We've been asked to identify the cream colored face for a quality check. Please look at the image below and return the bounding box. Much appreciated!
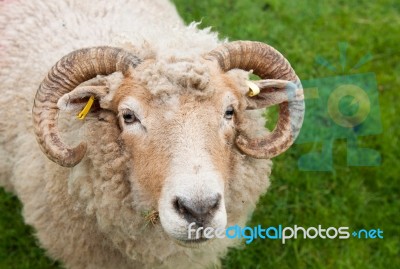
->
[57,58,249,244]
[111,65,246,244]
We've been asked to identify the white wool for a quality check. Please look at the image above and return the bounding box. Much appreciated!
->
[0,1,272,268]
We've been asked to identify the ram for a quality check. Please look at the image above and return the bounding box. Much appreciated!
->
[0,0,304,268]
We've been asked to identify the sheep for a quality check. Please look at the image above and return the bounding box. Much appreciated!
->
[0,0,305,268]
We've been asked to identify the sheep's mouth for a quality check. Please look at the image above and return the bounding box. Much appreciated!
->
[175,237,210,248]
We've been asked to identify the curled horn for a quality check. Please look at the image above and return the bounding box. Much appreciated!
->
[207,41,305,159]
[32,47,141,167]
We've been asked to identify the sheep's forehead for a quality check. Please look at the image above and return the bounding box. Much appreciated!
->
[113,57,249,121]
[133,57,217,97]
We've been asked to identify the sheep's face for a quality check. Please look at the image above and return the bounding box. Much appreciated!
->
[57,57,249,245]
[109,59,246,244]
[36,43,304,249]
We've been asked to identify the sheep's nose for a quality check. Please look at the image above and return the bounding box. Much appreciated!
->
[174,194,221,226]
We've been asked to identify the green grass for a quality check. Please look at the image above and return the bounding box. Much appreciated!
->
[1,0,399,268]
[0,189,60,269]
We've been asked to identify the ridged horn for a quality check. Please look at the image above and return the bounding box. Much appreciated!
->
[207,41,305,159]
[32,47,141,167]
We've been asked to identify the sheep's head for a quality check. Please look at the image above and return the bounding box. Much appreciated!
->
[32,42,304,245]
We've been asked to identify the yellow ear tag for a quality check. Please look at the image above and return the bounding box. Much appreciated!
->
[77,96,95,120]
[246,81,260,97]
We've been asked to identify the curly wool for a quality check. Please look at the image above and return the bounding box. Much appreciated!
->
[135,57,212,96]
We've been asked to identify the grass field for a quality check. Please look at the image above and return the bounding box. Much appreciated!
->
[1,0,399,268]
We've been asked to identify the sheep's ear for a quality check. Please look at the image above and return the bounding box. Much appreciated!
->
[57,85,106,115]
[57,73,123,115]
[245,79,301,110]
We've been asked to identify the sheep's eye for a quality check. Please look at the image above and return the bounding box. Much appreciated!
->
[122,111,137,124]
[224,106,234,120]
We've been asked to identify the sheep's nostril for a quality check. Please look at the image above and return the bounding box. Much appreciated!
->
[210,194,221,210]
[173,194,221,226]
[174,197,188,215]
